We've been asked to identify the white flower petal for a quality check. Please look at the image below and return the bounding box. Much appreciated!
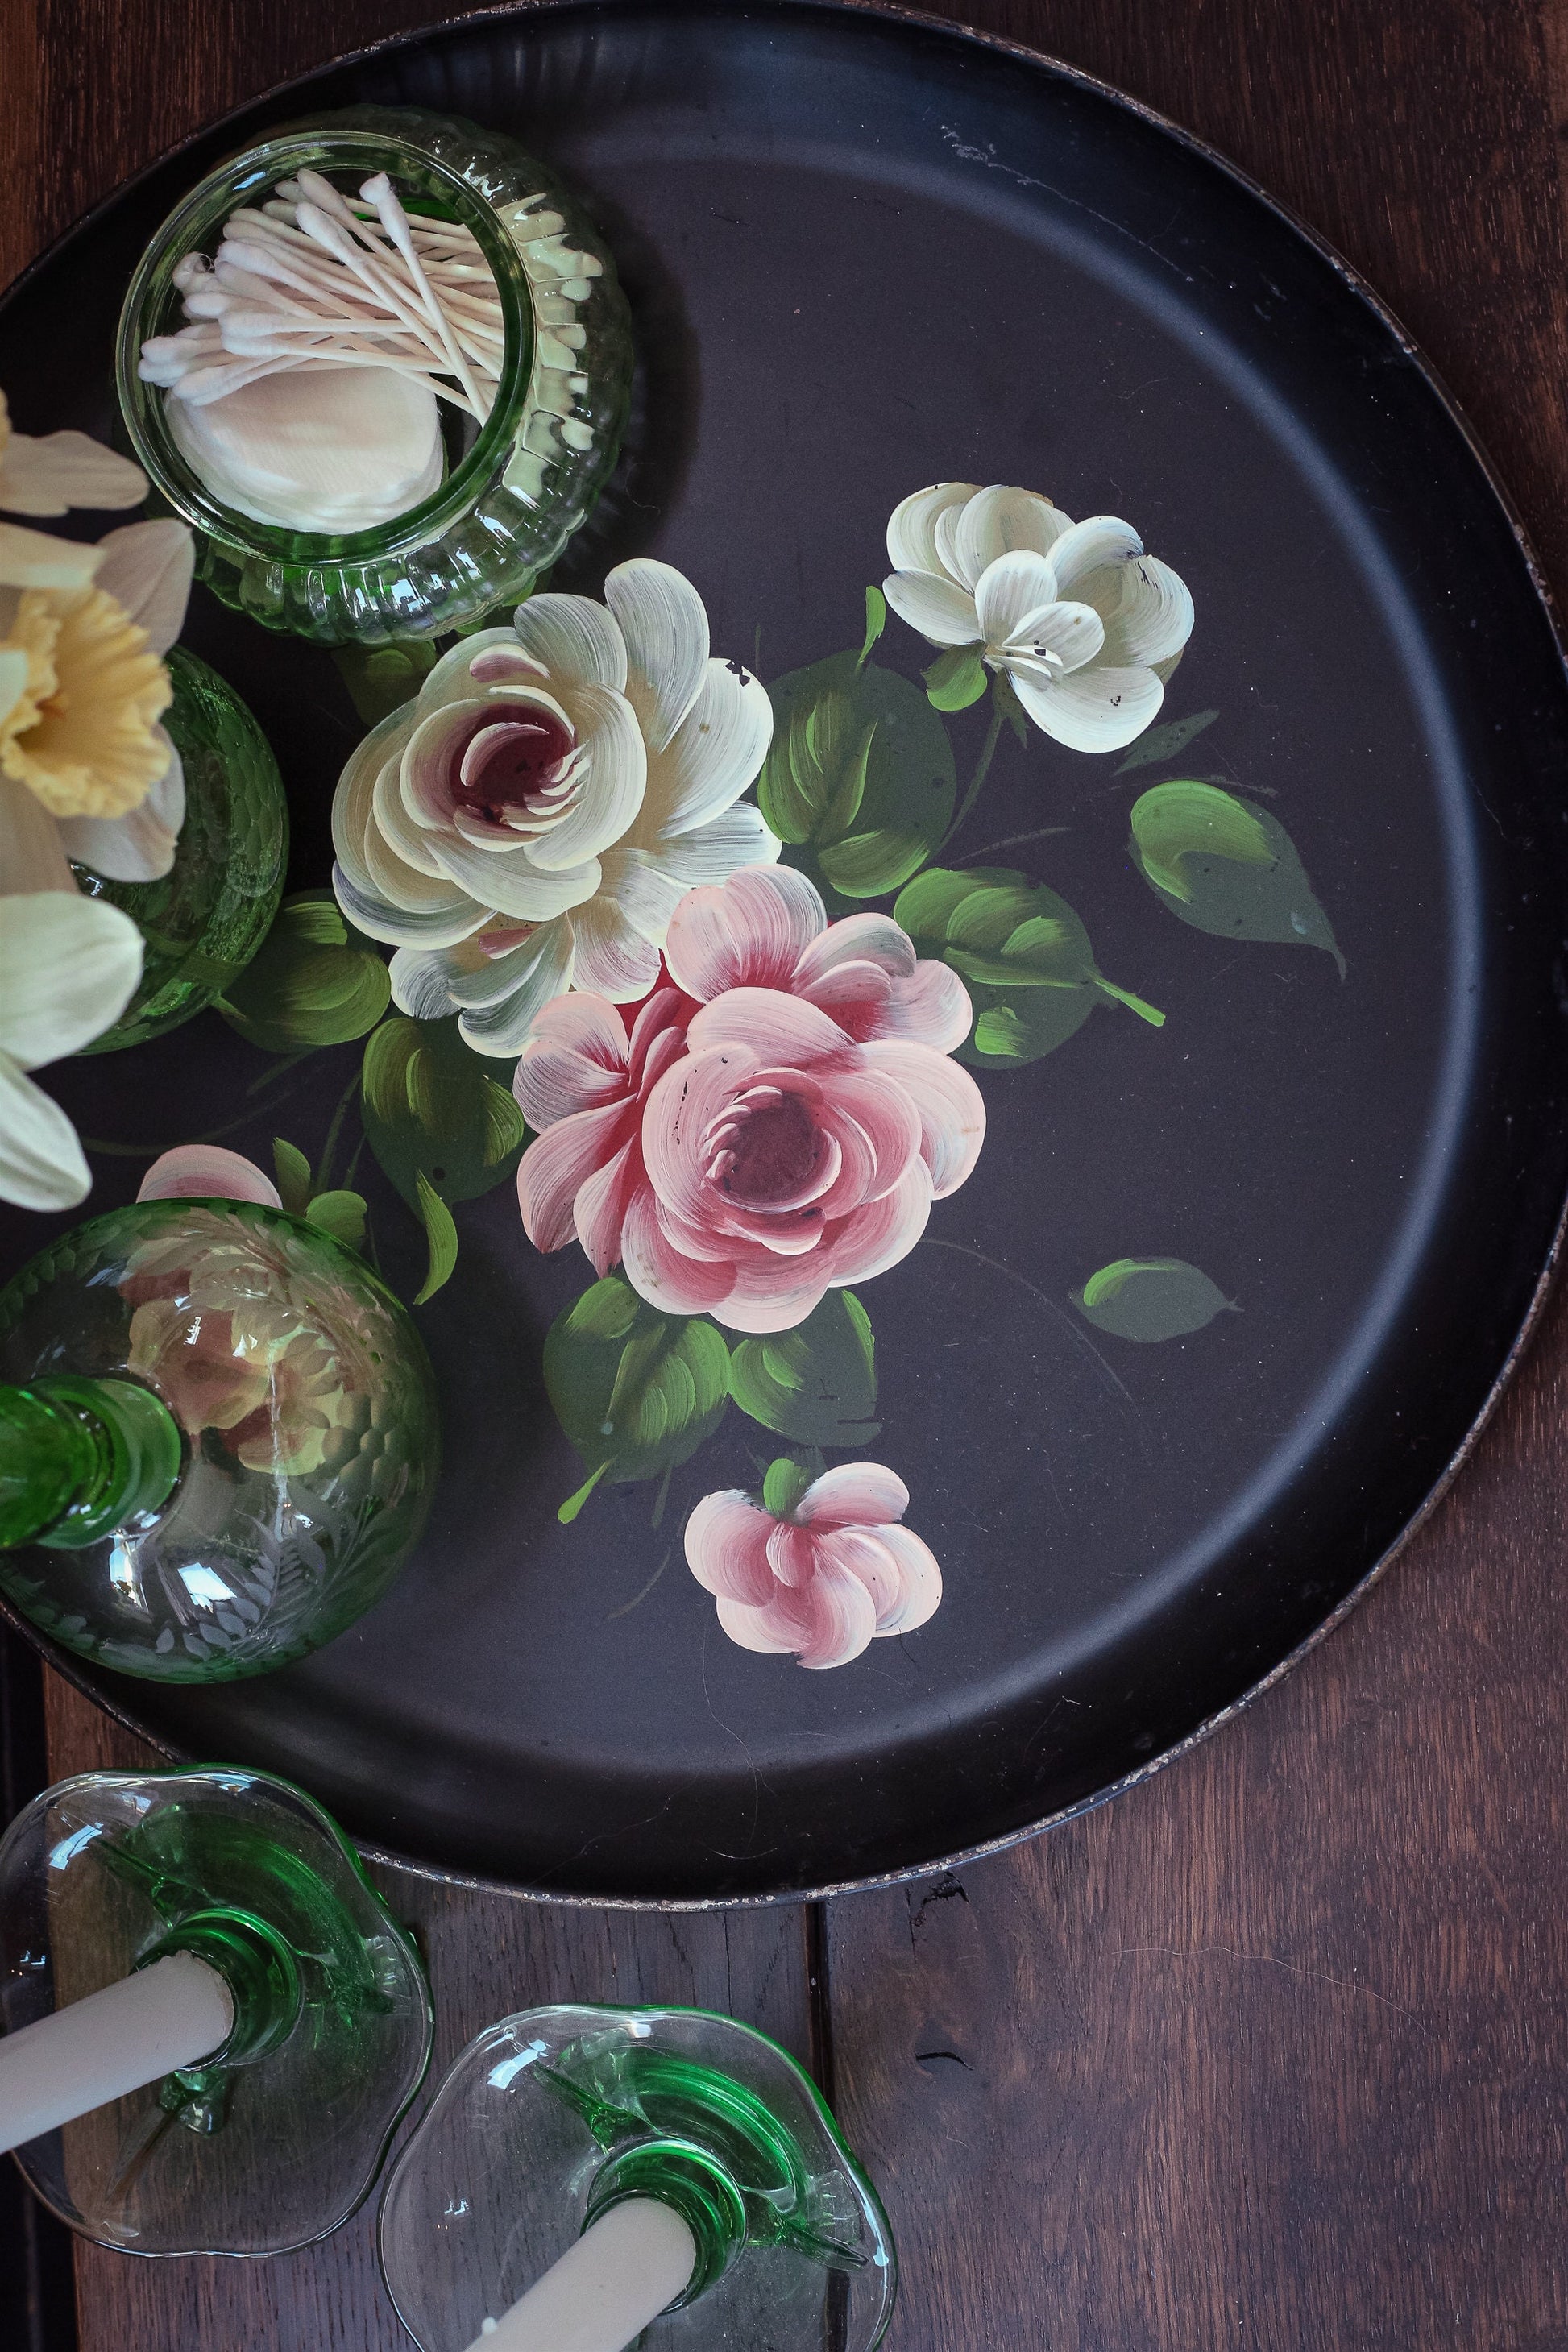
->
[612,806,782,945]
[1095,553,1195,670]
[974,551,1088,655]
[1045,515,1145,604]
[432,834,600,922]
[332,861,491,948]
[332,705,420,897]
[1010,661,1165,753]
[886,483,979,577]
[0,646,27,732]
[457,918,575,1055]
[641,657,774,841]
[0,1050,92,1210]
[947,485,1073,589]
[372,745,447,878]
[859,1039,986,1197]
[604,559,709,753]
[567,893,664,1000]
[89,521,193,654]
[0,775,75,893]
[0,890,142,1067]
[0,430,146,518]
[57,736,184,881]
[138,1143,281,1208]
[511,592,628,692]
[0,520,102,591]
[797,1460,910,1527]
[526,680,645,871]
[411,628,524,717]
[595,846,690,944]
[869,1521,943,1632]
[882,569,981,649]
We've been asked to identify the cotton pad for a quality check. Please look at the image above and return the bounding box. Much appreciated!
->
[168,364,445,533]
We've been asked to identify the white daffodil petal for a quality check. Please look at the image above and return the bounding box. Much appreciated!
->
[567,892,664,1000]
[526,680,646,871]
[433,833,601,921]
[0,775,75,894]
[886,482,979,575]
[1096,553,1196,670]
[0,1050,92,1211]
[89,521,193,654]
[973,550,1072,650]
[332,861,492,949]
[882,569,982,649]
[0,646,27,732]
[56,736,184,881]
[511,592,628,692]
[948,485,1073,587]
[0,520,102,591]
[1046,515,1146,602]
[458,919,575,1055]
[0,890,142,1066]
[0,430,146,519]
[1010,661,1164,753]
[643,657,774,840]
[604,559,709,753]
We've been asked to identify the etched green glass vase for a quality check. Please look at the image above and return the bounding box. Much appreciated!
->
[0,1765,432,2252]
[0,1197,439,1680]
[116,106,634,645]
[75,646,288,1053]
[379,2005,897,2352]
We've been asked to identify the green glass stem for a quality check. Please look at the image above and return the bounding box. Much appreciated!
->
[0,1378,182,1550]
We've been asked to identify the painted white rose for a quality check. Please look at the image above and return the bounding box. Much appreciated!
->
[881,482,1194,753]
[331,558,781,1055]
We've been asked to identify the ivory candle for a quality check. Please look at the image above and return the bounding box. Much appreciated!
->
[463,2196,698,2352]
[0,1950,234,2155]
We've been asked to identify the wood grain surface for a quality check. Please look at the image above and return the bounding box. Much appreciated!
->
[5,2,1568,2346]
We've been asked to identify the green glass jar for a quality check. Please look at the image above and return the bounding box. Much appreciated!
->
[0,1197,439,1681]
[115,106,633,645]
[76,646,287,1052]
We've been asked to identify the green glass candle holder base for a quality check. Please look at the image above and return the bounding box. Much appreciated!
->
[0,1766,432,2254]
[77,647,288,1054]
[378,2005,897,2351]
[0,1197,440,1682]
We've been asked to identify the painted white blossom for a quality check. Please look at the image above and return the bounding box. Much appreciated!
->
[882,482,1193,753]
[332,558,780,1055]
[0,891,143,1209]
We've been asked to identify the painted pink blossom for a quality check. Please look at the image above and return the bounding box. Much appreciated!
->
[685,1460,942,1668]
[514,865,985,1333]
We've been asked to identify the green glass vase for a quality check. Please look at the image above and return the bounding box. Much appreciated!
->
[76,646,288,1053]
[379,2005,897,2352]
[116,106,634,645]
[0,1765,432,2252]
[0,1196,439,1681]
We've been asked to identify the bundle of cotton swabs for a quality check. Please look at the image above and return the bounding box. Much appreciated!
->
[140,168,505,420]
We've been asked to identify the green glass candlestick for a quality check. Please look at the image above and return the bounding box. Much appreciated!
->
[0,1765,431,2252]
[76,647,288,1053]
[378,2005,896,2352]
[0,1196,439,1680]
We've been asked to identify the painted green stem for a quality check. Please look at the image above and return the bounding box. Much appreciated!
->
[940,699,1006,852]
[0,1379,183,1550]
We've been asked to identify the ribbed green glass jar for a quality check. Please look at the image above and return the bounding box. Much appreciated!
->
[0,1197,440,1681]
[76,647,288,1052]
[115,107,633,645]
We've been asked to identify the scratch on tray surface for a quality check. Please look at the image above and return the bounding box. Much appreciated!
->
[700,1623,768,1854]
[607,1549,670,1620]
[922,1236,1137,1408]
[1114,1940,1421,2022]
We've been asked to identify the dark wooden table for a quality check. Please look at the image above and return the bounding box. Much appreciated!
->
[6,2,1568,2344]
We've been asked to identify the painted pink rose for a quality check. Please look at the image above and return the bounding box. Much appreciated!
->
[513,865,985,1334]
[685,1459,942,1668]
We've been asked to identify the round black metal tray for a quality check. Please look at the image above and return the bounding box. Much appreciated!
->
[3,0,1566,1903]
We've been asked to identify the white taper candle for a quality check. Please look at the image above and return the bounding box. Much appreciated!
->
[463,2196,698,2352]
[0,1951,234,2155]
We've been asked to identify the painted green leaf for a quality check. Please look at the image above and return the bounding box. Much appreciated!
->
[411,1171,458,1305]
[923,643,988,712]
[1130,782,1345,973]
[272,1136,313,1217]
[331,640,441,728]
[894,865,1164,1068]
[857,585,887,671]
[1115,709,1220,774]
[1071,1257,1236,1342]
[361,1014,527,1212]
[304,1188,367,1253]
[217,894,392,1056]
[728,1290,880,1447]
[762,1457,814,1517]
[544,1275,731,1520]
[760,653,956,899]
